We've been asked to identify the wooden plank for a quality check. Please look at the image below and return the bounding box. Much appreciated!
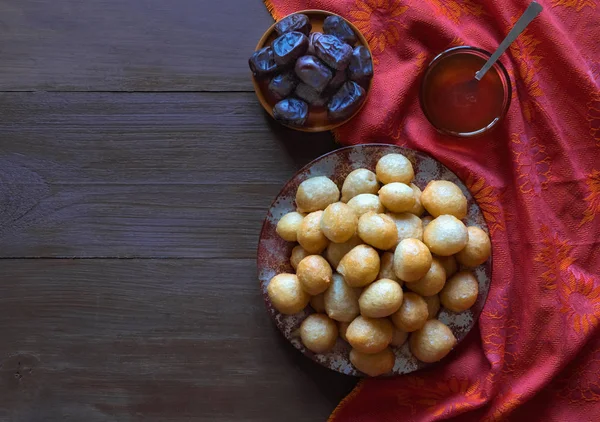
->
[0,0,274,91]
[0,258,356,421]
[0,92,336,257]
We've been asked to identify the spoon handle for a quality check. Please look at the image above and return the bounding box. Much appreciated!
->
[475,1,543,81]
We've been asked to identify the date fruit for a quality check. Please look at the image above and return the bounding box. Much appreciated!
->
[323,16,357,45]
[314,34,352,70]
[268,72,299,100]
[307,32,323,56]
[273,98,309,126]
[348,46,373,84]
[295,83,328,107]
[328,69,348,91]
[327,81,366,121]
[273,31,309,66]
[249,47,279,77]
[274,13,312,36]
[295,55,333,93]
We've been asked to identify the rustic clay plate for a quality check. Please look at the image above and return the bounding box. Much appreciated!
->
[257,144,492,376]
[251,10,373,132]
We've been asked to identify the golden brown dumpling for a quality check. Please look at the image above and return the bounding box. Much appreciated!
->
[357,212,398,251]
[267,273,310,315]
[337,245,381,288]
[320,202,358,243]
[276,212,305,242]
[406,258,446,296]
[390,328,409,347]
[310,293,326,313]
[338,321,351,342]
[324,234,362,269]
[440,271,479,312]
[297,211,329,254]
[290,245,310,270]
[359,279,404,318]
[409,319,457,363]
[455,226,491,267]
[300,314,338,353]
[376,153,414,185]
[421,180,467,219]
[296,176,340,213]
[421,215,433,229]
[423,215,468,256]
[436,255,458,278]
[341,169,379,202]
[378,252,403,286]
[346,315,394,354]
[409,183,425,216]
[391,292,428,332]
[423,294,441,319]
[324,273,360,322]
[297,255,332,295]
[347,193,385,217]
[378,183,416,213]
[393,238,432,282]
[350,347,395,376]
[386,212,423,247]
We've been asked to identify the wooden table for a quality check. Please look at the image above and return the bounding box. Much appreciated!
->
[0,1,356,420]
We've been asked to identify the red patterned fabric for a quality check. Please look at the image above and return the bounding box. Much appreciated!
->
[262,0,600,420]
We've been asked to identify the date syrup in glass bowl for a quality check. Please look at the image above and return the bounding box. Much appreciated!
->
[420,46,511,137]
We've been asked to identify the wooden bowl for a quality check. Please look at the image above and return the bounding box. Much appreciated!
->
[251,10,373,132]
[257,144,492,376]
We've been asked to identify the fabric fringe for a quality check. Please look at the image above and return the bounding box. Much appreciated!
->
[327,380,365,422]
[262,0,280,20]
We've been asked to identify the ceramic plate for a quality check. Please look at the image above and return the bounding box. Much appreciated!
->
[257,144,491,376]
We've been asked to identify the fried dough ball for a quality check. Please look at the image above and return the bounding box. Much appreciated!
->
[296,176,340,213]
[267,273,310,315]
[346,316,394,354]
[393,239,432,282]
[423,294,441,319]
[337,245,381,287]
[324,234,362,269]
[406,258,446,297]
[338,321,351,342]
[276,212,305,242]
[300,314,338,353]
[391,292,428,332]
[350,347,395,376]
[357,212,398,250]
[359,279,404,318]
[341,169,379,202]
[290,245,310,270]
[423,215,468,256]
[440,271,479,312]
[456,226,492,267]
[324,273,360,322]
[437,255,458,278]
[347,193,385,217]
[421,180,467,219]
[421,216,433,228]
[376,153,414,185]
[320,202,358,243]
[378,183,416,213]
[297,211,329,254]
[390,328,409,346]
[409,319,457,363]
[310,293,326,313]
[387,212,423,246]
[297,255,332,295]
[409,183,425,216]
[378,252,403,286]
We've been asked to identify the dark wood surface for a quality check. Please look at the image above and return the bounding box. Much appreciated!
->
[0,1,355,421]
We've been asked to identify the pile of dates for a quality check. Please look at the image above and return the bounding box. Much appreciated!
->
[249,13,373,127]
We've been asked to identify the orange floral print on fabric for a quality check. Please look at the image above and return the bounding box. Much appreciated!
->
[464,173,505,235]
[350,0,408,54]
[534,225,576,291]
[511,133,552,195]
[588,92,600,147]
[581,169,600,226]
[482,390,523,422]
[509,27,543,122]
[552,0,597,12]
[555,346,600,403]
[558,270,600,336]
[425,0,486,24]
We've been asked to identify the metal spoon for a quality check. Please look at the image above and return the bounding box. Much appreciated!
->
[475,1,543,81]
